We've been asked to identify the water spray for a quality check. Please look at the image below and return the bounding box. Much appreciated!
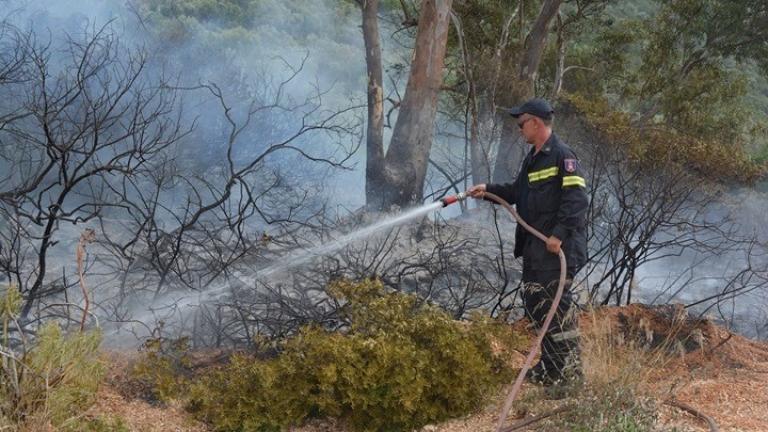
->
[110,187,564,430]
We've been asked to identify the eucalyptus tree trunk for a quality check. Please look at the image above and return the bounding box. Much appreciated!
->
[361,0,386,207]
[361,0,453,210]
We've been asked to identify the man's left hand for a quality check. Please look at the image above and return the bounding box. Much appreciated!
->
[546,235,562,254]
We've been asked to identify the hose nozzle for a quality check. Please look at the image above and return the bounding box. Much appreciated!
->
[440,192,467,207]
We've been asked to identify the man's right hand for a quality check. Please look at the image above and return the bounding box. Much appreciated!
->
[467,184,487,198]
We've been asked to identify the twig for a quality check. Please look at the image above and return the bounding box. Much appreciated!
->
[665,399,719,432]
[76,228,96,331]
[706,332,733,355]
[501,405,573,432]
[0,347,34,374]
[41,303,100,329]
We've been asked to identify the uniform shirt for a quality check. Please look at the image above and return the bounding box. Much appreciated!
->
[486,133,589,270]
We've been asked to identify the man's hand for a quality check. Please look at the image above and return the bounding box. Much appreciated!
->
[546,235,562,254]
[467,184,486,198]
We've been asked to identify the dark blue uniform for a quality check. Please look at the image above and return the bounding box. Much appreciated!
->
[486,132,588,383]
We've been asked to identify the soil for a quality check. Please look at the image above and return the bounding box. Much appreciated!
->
[92,304,768,432]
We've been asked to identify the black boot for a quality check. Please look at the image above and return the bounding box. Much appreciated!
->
[540,332,582,384]
[527,360,557,386]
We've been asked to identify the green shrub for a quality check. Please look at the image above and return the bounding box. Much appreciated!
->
[519,308,677,432]
[186,279,525,431]
[62,415,131,432]
[0,285,105,431]
[130,336,193,404]
[562,385,658,432]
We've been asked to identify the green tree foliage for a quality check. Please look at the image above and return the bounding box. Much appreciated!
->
[450,0,768,168]
[633,1,764,138]
[446,0,576,108]
[141,0,407,31]
[570,0,768,150]
[136,0,365,112]
[139,0,360,43]
[446,0,519,93]
[537,0,620,96]
[567,93,766,183]
[0,286,105,431]
[142,0,261,28]
[177,279,525,431]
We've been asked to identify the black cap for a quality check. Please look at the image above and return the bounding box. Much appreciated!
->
[504,98,554,120]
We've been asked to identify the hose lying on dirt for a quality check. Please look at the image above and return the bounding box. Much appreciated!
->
[478,192,568,432]
[500,404,573,432]
[665,399,719,432]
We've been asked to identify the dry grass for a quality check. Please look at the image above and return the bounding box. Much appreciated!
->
[580,307,678,394]
[74,304,768,431]
[513,305,705,432]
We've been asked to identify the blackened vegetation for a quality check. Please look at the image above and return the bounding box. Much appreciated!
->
[0,19,360,343]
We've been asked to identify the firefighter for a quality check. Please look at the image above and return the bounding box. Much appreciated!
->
[467,98,588,385]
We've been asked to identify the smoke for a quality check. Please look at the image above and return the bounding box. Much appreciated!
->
[0,0,429,347]
[10,1,765,347]
[633,186,768,337]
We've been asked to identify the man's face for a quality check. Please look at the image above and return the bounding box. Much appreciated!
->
[517,114,536,144]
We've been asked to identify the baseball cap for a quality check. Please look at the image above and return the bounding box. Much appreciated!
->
[504,98,554,120]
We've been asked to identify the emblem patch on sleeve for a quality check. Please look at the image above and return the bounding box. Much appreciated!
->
[564,159,578,173]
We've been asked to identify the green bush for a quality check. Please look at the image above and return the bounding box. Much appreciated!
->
[130,336,193,404]
[186,279,525,431]
[562,385,658,432]
[0,285,105,431]
[62,415,131,432]
[518,309,675,432]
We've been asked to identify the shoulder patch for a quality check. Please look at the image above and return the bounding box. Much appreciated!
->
[564,158,579,173]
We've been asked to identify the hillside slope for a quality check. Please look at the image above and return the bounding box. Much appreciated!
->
[91,304,768,432]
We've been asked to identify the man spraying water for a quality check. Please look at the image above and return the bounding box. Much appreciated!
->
[467,98,589,386]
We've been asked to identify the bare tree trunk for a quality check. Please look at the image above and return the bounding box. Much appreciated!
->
[362,0,453,210]
[519,0,563,82]
[552,12,566,98]
[451,12,489,188]
[481,7,519,187]
[469,105,490,186]
[492,116,527,184]
[491,0,563,184]
[383,0,453,208]
[361,0,387,210]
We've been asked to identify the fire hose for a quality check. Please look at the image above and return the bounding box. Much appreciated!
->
[440,191,567,432]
